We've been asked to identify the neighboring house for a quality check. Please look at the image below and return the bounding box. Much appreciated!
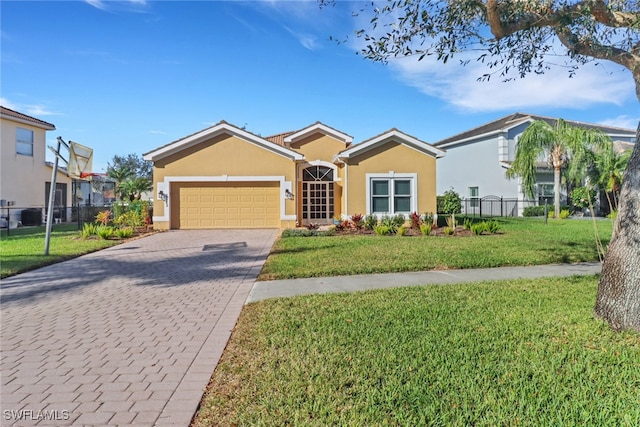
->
[433,112,636,216]
[143,121,445,229]
[0,106,73,227]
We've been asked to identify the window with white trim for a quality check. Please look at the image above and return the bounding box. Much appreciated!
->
[370,177,414,214]
[16,128,34,156]
[469,186,479,208]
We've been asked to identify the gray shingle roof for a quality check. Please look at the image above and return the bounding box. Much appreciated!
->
[434,112,635,147]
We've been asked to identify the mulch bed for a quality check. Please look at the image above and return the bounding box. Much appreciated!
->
[332,226,473,237]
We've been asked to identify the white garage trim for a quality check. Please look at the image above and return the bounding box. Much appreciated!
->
[152,175,295,223]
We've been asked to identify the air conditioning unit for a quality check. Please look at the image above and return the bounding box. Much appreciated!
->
[0,200,6,207]
[7,201,15,206]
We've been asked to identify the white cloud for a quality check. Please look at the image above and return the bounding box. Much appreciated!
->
[149,130,167,135]
[0,97,18,110]
[85,0,108,11]
[85,0,148,13]
[387,52,635,113]
[24,105,61,117]
[283,26,319,51]
[599,115,639,130]
[340,4,637,114]
[0,98,61,116]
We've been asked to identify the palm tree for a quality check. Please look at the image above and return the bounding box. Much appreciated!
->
[107,165,134,201]
[506,119,611,218]
[129,177,153,201]
[591,143,631,214]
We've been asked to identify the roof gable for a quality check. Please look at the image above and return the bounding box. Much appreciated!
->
[0,106,56,130]
[143,121,304,162]
[338,128,445,160]
[284,122,353,145]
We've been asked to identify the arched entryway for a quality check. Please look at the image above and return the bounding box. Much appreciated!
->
[301,165,334,225]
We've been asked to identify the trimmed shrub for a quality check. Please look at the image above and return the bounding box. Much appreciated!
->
[96,225,115,240]
[486,220,500,234]
[81,222,98,238]
[571,186,596,209]
[471,223,485,235]
[281,228,335,238]
[422,212,435,226]
[364,214,378,230]
[523,206,546,217]
[420,223,432,236]
[374,224,392,235]
[392,214,406,229]
[115,227,135,239]
[437,188,462,215]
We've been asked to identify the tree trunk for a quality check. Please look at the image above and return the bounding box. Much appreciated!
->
[595,121,640,332]
[554,166,561,218]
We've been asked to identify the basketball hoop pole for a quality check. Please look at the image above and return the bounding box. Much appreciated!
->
[44,136,69,256]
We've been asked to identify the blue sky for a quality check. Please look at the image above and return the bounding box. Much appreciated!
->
[2,1,638,173]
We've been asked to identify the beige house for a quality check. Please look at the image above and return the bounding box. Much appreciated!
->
[143,121,445,230]
[0,106,72,227]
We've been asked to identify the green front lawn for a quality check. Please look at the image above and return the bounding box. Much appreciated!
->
[193,276,640,426]
[0,224,120,278]
[259,218,612,280]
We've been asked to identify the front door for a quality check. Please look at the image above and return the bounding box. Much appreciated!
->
[301,166,334,225]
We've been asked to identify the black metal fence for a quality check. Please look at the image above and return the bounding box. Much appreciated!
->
[460,196,537,218]
[1,205,121,236]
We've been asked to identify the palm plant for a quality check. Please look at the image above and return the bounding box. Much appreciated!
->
[590,144,631,214]
[129,177,153,201]
[107,165,135,201]
[115,177,152,201]
[506,119,611,218]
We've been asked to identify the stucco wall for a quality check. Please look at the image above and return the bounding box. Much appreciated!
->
[1,118,72,224]
[151,133,297,228]
[436,136,518,199]
[346,142,438,215]
[289,133,347,163]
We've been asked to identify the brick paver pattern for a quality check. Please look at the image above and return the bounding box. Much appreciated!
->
[1,229,278,426]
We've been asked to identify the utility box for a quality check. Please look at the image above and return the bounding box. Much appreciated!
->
[21,208,43,226]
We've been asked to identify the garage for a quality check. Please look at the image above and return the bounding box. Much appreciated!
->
[172,182,280,229]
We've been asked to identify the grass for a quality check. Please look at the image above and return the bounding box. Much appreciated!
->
[0,224,121,278]
[259,218,613,280]
[192,276,640,426]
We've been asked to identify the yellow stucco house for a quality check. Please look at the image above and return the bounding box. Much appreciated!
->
[143,121,445,230]
[0,106,72,228]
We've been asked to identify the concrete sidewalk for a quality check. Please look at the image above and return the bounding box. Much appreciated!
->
[247,262,602,303]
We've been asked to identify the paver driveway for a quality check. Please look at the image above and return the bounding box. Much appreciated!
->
[0,229,278,426]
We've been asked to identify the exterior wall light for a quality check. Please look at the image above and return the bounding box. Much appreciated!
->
[158,190,169,206]
[285,189,294,200]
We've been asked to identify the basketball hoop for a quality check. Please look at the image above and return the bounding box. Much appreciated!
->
[68,141,93,180]
[79,172,107,179]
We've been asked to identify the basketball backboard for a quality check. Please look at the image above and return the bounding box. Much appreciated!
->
[68,141,93,179]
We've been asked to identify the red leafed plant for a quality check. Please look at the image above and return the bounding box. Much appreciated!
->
[95,210,111,226]
[409,211,422,229]
[350,213,364,229]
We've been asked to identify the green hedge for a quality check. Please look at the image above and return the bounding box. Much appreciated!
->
[523,205,571,217]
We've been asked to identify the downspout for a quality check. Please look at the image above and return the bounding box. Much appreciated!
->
[334,156,347,218]
[344,161,348,217]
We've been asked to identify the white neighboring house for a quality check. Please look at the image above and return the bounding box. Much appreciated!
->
[0,106,73,228]
[433,112,636,216]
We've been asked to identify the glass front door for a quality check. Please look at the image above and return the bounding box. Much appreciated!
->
[301,166,334,224]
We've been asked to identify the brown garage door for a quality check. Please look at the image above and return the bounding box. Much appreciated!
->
[172,182,280,229]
